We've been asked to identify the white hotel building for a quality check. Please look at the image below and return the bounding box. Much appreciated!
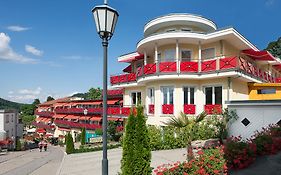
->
[110,14,280,126]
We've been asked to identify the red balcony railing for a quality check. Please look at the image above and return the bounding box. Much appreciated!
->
[204,104,222,114]
[201,59,216,72]
[111,56,277,85]
[148,104,155,114]
[162,104,174,114]
[121,107,131,116]
[183,104,196,114]
[219,57,237,70]
[180,61,198,72]
[35,111,54,117]
[32,122,55,130]
[159,62,177,73]
[143,63,156,75]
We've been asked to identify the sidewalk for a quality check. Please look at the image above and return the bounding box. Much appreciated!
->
[58,148,187,175]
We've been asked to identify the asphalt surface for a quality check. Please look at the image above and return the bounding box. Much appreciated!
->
[0,146,64,175]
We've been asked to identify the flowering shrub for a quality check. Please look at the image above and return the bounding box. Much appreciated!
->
[154,146,227,175]
[223,136,256,169]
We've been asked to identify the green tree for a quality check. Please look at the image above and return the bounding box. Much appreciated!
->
[66,133,75,154]
[81,128,86,145]
[121,106,151,175]
[108,121,122,142]
[265,37,281,58]
[134,106,151,174]
[87,87,102,100]
[121,111,137,175]
[22,115,36,127]
[20,104,35,116]
[46,96,55,102]
[32,99,41,106]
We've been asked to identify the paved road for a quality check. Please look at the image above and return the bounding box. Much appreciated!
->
[58,148,187,175]
[0,146,64,175]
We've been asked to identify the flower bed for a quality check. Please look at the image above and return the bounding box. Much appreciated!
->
[154,146,227,175]
[154,124,281,174]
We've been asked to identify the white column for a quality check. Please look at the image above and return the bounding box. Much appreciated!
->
[144,51,147,65]
[155,43,159,73]
[176,40,180,73]
[198,41,202,72]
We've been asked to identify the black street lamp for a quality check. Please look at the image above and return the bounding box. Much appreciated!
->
[92,1,119,175]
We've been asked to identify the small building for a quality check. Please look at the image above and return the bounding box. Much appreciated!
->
[0,109,23,149]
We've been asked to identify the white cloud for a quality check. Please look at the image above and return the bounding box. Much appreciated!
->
[266,0,275,6]
[7,25,30,32]
[8,87,42,103]
[0,33,37,63]
[25,44,43,56]
[18,87,42,95]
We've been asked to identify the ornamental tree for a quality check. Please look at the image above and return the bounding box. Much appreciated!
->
[81,127,86,145]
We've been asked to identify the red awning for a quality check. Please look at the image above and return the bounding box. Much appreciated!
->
[58,127,71,132]
[108,117,123,121]
[123,65,132,73]
[36,128,46,133]
[119,52,144,63]
[79,116,91,121]
[90,117,102,121]
[64,115,79,120]
[54,114,66,119]
[273,64,281,70]
[242,49,275,61]
[107,99,119,105]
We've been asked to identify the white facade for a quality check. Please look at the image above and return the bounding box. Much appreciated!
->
[0,110,23,146]
[111,13,280,126]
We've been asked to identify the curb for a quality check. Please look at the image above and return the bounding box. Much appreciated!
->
[55,149,67,175]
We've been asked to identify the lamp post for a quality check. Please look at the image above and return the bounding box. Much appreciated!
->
[92,1,118,175]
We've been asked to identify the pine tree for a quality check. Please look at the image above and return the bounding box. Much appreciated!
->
[121,106,152,175]
[66,133,75,154]
[121,111,136,175]
[134,106,152,175]
[81,128,86,145]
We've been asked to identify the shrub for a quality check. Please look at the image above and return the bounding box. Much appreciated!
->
[154,146,227,175]
[108,121,123,142]
[95,128,103,136]
[73,143,121,153]
[66,133,75,154]
[224,136,256,169]
[16,139,22,151]
[81,127,86,145]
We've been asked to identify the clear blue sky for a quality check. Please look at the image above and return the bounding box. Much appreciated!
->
[0,0,280,103]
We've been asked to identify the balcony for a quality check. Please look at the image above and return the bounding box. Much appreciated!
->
[110,56,278,86]
[54,106,134,116]
[35,111,54,117]
[54,120,101,130]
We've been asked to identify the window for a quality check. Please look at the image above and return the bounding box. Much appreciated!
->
[166,28,176,32]
[257,88,276,94]
[202,48,215,60]
[161,86,174,104]
[181,50,192,62]
[241,118,250,127]
[205,86,222,105]
[131,92,141,105]
[5,115,9,123]
[147,88,155,104]
[157,52,161,61]
[181,28,192,32]
[163,49,175,62]
[183,87,195,104]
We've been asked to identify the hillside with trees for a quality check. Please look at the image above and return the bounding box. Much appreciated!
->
[265,37,281,58]
[0,97,25,111]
